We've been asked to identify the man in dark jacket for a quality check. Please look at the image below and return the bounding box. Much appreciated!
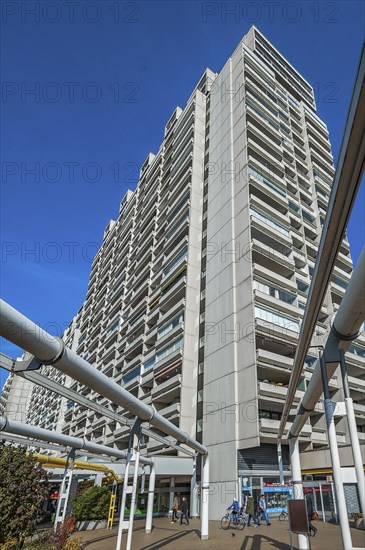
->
[180,496,190,525]
[245,493,260,527]
[305,493,318,537]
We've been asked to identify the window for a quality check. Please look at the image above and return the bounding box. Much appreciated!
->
[250,207,290,236]
[255,305,300,332]
[157,313,184,339]
[162,248,188,278]
[248,165,286,197]
[122,367,141,385]
[254,278,296,305]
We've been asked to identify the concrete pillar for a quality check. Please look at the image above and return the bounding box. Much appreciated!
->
[277,441,284,484]
[169,477,175,512]
[145,460,156,534]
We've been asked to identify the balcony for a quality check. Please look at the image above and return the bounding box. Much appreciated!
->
[251,239,295,278]
[157,402,180,422]
[254,289,298,318]
[151,373,182,403]
[259,417,312,436]
[258,381,304,402]
[255,316,299,345]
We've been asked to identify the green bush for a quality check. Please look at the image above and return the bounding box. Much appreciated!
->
[0,443,49,546]
[72,485,110,521]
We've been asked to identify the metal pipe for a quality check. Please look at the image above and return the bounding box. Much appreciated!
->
[289,245,365,439]
[320,354,353,549]
[278,45,365,440]
[0,352,195,457]
[0,415,151,465]
[145,460,156,534]
[33,454,120,480]
[289,437,307,549]
[0,299,207,456]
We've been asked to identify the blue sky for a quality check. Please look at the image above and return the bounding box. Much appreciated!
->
[1,1,364,390]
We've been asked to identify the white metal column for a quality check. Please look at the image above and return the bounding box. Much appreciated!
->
[54,448,75,532]
[339,349,365,515]
[320,354,353,550]
[289,438,308,550]
[200,453,209,541]
[277,441,284,484]
[145,460,156,534]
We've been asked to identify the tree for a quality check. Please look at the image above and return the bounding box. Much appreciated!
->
[0,443,49,546]
[72,485,110,521]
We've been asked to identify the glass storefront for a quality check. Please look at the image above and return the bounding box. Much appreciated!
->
[241,475,292,513]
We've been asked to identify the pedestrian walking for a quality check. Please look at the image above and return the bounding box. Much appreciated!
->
[180,496,190,525]
[171,496,179,523]
[305,493,318,537]
[244,493,260,527]
[258,494,271,526]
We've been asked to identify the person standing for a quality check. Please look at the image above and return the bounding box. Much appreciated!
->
[180,496,190,525]
[171,496,179,523]
[305,493,318,537]
[245,493,260,527]
[258,494,271,526]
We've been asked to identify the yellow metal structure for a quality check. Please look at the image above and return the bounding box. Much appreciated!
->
[32,453,122,481]
[107,481,119,528]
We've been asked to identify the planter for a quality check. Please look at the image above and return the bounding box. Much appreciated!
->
[76,520,108,530]
[355,518,364,530]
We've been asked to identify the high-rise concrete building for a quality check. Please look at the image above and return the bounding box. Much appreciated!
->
[1,26,364,518]
[201,26,364,516]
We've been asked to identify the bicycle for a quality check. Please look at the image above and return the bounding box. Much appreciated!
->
[278,510,288,521]
[221,511,246,530]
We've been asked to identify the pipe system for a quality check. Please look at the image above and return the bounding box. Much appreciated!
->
[278,44,365,440]
[0,299,207,456]
[0,352,195,458]
[289,246,365,439]
[33,453,120,481]
[0,415,151,465]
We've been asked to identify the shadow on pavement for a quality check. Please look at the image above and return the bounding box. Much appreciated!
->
[240,533,292,550]
[139,528,201,550]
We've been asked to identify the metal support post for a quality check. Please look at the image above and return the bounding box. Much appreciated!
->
[289,437,308,550]
[145,460,156,534]
[200,453,209,541]
[126,425,141,550]
[190,459,199,518]
[116,419,142,550]
[54,448,76,532]
[339,349,365,515]
[320,352,353,549]
[319,484,325,523]
[107,481,118,529]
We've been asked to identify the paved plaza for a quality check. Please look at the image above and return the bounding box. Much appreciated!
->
[77,517,365,550]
